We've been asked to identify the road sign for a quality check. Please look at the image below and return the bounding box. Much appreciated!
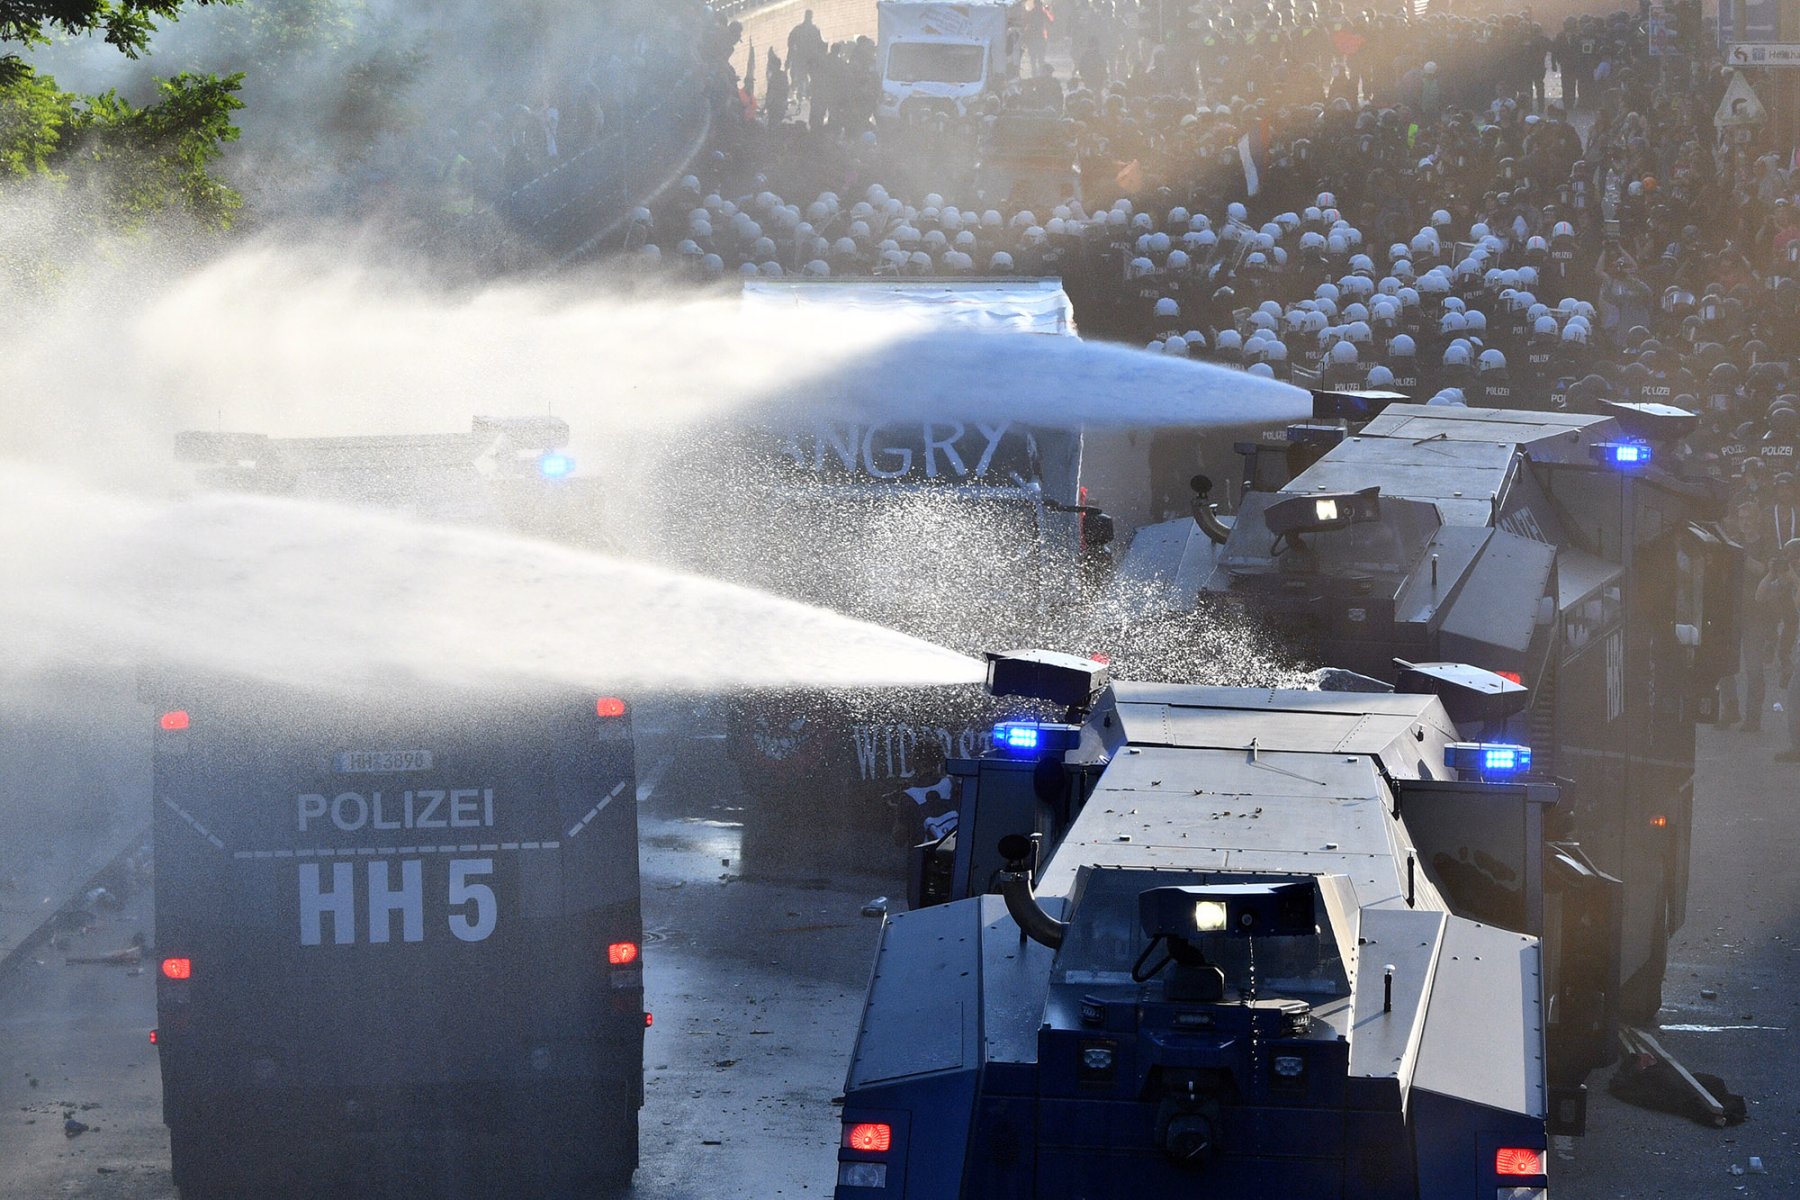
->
[1726,43,1800,67]
[1713,71,1768,127]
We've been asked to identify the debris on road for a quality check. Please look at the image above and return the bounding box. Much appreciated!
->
[1610,1028,1747,1127]
[64,935,146,967]
[63,1118,89,1137]
[861,896,888,917]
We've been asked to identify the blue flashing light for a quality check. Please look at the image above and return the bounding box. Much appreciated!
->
[1444,741,1533,779]
[991,721,1081,758]
[1483,745,1527,773]
[994,722,1042,752]
[538,452,575,479]
[1591,441,1652,468]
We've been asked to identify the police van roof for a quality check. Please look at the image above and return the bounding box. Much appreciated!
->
[1285,403,1623,525]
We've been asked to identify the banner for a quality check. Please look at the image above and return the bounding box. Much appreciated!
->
[1239,133,1260,198]
[1647,7,1678,56]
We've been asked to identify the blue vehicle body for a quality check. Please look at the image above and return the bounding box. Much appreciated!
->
[836,677,1552,1199]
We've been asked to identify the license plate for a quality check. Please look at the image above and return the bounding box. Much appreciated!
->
[334,749,435,773]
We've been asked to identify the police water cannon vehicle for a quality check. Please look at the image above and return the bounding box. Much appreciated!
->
[1178,395,1742,1132]
[838,651,1556,1199]
[173,416,596,541]
[157,421,644,1196]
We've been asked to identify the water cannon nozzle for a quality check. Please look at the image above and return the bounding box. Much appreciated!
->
[984,649,1109,715]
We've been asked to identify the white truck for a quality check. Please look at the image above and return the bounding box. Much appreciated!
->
[877,0,1018,121]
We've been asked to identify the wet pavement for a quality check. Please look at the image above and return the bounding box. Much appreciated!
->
[0,883,169,1199]
[0,674,148,976]
[1557,719,1800,1198]
[621,731,880,1199]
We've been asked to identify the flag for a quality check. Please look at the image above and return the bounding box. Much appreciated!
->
[1238,133,1260,197]
[1331,30,1366,57]
[1115,158,1144,193]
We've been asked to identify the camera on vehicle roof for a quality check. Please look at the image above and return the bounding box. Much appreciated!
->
[1263,485,1382,539]
[1139,881,1316,941]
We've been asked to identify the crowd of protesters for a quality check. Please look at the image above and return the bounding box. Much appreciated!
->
[608,0,1800,757]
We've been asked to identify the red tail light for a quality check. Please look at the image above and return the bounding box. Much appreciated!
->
[160,957,192,980]
[159,710,190,731]
[149,1029,158,1045]
[1496,1147,1544,1176]
[845,1123,892,1153]
[607,941,640,965]
[644,1012,653,1027]
[596,697,627,718]
[1496,670,1523,684]
[1650,815,1669,828]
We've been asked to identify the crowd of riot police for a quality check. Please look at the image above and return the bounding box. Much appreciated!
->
[628,3,1795,471]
